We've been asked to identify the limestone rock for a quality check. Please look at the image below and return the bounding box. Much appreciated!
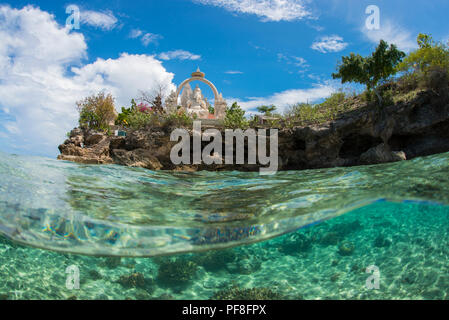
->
[112,148,162,170]
[359,143,406,164]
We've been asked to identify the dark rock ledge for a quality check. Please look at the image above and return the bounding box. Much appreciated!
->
[58,90,449,172]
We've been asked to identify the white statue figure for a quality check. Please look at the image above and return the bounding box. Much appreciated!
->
[186,85,209,118]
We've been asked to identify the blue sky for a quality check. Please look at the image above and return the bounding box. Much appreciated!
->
[0,0,448,157]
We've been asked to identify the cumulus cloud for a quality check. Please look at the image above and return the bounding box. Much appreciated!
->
[362,20,417,52]
[80,9,118,30]
[311,35,348,53]
[157,50,201,61]
[0,5,175,157]
[233,84,336,114]
[192,0,310,22]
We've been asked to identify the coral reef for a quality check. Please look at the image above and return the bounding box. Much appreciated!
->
[338,241,355,256]
[374,235,392,248]
[192,249,237,271]
[156,259,198,285]
[212,285,282,300]
[279,233,312,255]
[117,272,146,288]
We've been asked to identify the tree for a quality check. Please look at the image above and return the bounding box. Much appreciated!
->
[139,83,167,114]
[76,92,116,131]
[257,105,277,116]
[332,40,405,104]
[224,102,248,129]
[398,33,449,75]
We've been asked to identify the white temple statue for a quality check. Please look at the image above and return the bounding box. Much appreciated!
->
[185,85,210,118]
[164,68,227,120]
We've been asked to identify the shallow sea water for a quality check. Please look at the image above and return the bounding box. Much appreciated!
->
[0,151,448,300]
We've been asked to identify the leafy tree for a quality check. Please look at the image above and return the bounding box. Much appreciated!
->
[76,92,116,131]
[224,102,248,129]
[257,105,277,116]
[398,33,449,75]
[332,40,405,104]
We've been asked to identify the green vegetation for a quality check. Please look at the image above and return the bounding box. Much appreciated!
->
[115,99,192,130]
[76,92,116,132]
[257,105,277,116]
[332,40,405,104]
[75,33,449,132]
[224,102,249,129]
[284,92,351,125]
[398,33,449,91]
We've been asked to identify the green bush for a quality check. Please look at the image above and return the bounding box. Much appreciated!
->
[77,92,117,131]
[285,92,350,125]
[126,110,160,129]
[163,110,193,128]
[224,102,248,129]
[398,34,449,91]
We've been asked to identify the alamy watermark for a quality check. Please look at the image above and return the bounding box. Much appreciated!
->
[170,121,279,175]
[66,5,80,30]
[366,265,380,290]
[365,5,380,30]
[65,265,80,290]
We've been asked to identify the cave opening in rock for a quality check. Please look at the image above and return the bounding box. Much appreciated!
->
[339,134,383,159]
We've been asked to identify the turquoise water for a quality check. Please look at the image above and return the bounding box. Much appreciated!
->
[0,151,449,299]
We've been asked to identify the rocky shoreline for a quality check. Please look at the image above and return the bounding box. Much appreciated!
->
[58,89,449,172]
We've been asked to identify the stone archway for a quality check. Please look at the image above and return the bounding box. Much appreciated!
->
[166,68,227,119]
[176,76,219,104]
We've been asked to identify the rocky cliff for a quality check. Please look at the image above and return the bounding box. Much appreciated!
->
[58,89,449,172]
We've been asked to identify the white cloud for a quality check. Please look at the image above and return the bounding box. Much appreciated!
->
[362,20,417,52]
[232,84,336,114]
[129,29,143,38]
[192,0,310,22]
[0,5,175,157]
[225,70,243,74]
[80,9,117,30]
[157,50,201,61]
[277,53,309,72]
[141,33,162,46]
[129,29,162,46]
[311,35,348,53]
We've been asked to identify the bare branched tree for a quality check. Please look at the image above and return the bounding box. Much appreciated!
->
[138,83,168,114]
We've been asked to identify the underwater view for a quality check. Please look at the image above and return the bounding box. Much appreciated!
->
[1,151,449,300]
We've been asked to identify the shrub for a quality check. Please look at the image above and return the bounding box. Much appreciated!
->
[127,110,160,129]
[77,92,116,131]
[398,34,449,91]
[224,102,248,129]
[285,92,350,125]
[163,110,193,128]
[399,34,449,75]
